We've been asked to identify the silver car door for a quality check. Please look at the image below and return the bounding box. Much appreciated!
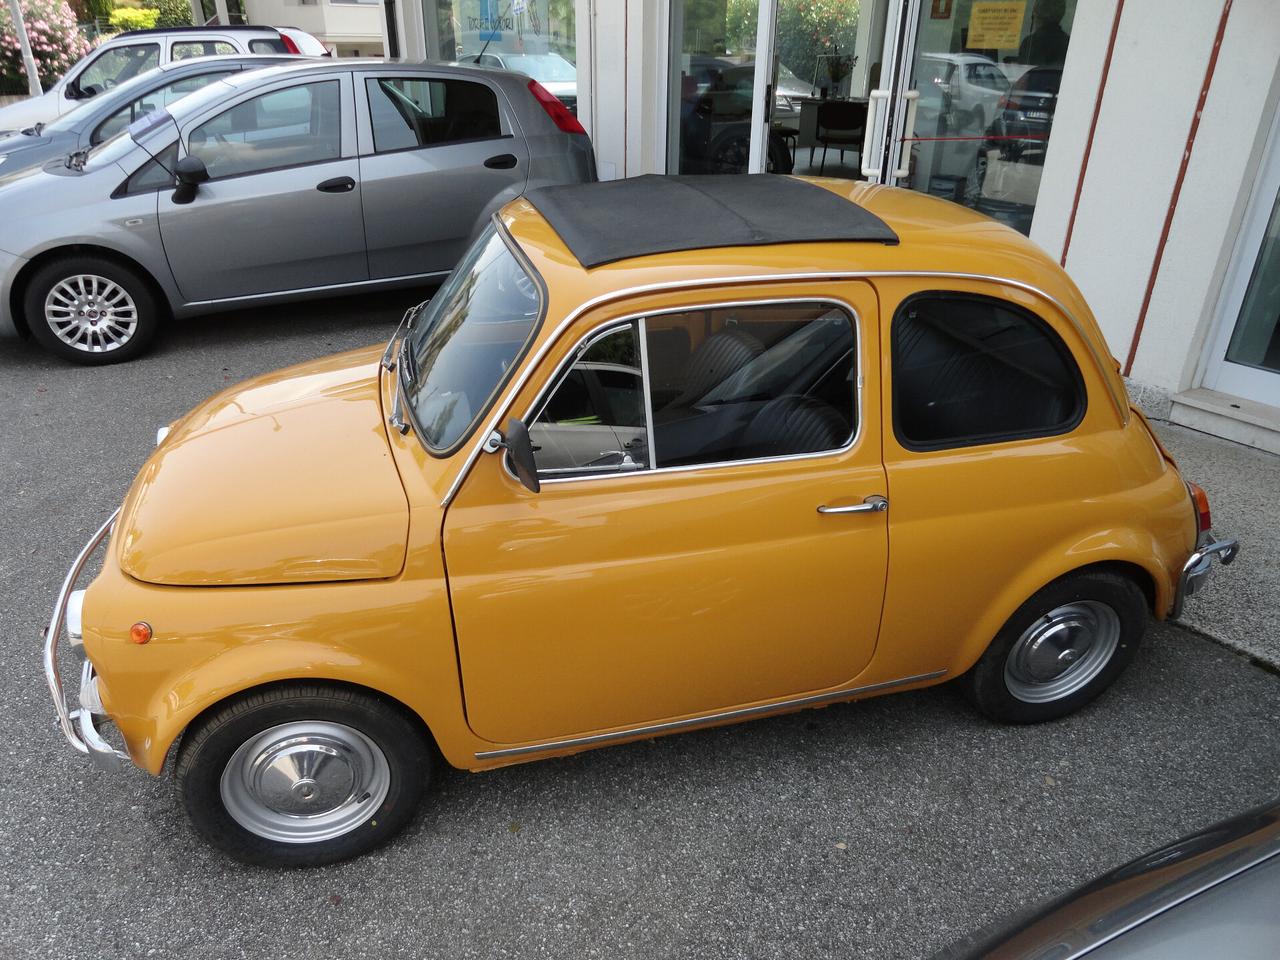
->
[355,70,529,280]
[157,73,368,303]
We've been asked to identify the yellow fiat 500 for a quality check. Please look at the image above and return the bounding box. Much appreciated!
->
[45,175,1238,866]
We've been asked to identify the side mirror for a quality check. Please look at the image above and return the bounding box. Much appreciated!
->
[488,418,540,493]
[171,155,209,205]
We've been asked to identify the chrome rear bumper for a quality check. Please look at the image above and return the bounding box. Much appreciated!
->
[42,508,129,772]
[1172,534,1240,620]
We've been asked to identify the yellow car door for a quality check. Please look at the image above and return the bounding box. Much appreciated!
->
[443,282,890,746]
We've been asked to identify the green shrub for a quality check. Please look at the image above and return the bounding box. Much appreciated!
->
[107,6,158,31]
[152,0,191,28]
[0,0,91,92]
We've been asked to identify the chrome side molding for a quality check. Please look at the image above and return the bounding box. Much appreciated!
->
[474,669,948,760]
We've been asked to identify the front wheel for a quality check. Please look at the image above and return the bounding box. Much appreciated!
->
[176,684,433,867]
[963,570,1147,724]
[23,256,161,365]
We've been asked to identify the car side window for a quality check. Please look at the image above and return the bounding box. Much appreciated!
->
[172,41,238,59]
[530,302,858,480]
[77,44,160,95]
[93,70,236,144]
[891,292,1085,450]
[531,323,650,477]
[365,77,502,153]
[188,81,342,179]
[115,142,178,196]
[645,303,857,468]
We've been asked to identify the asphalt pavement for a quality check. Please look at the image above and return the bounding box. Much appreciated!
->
[1,297,1278,960]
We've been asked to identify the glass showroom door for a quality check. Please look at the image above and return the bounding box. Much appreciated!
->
[869,0,1077,235]
[1203,110,1280,409]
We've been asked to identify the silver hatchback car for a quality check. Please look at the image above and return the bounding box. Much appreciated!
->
[0,60,596,364]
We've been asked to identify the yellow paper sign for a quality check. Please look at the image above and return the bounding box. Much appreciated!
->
[967,1,1026,49]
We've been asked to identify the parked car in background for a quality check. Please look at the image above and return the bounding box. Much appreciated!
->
[933,796,1280,958]
[0,55,298,180]
[0,25,326,136]
[44,175,1237,867]
[0,60,595,364]
[915,51,1009,134]
[457,51,577,114]
[984,65,1063,161]
[677,56,794,174]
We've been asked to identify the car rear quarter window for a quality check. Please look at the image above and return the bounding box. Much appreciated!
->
[891,292,1084,450]
[365,77,502,153]
[250,39,288,53]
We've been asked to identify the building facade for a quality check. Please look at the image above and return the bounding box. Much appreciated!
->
[388,0,1280,453]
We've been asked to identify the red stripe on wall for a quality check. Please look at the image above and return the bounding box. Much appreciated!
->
[1060,0,1125,267]
[1123,0,1234,376]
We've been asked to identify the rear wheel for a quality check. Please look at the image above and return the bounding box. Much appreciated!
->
[963,571,1147,723]
[23,256,161,364]
[176,684,433,867]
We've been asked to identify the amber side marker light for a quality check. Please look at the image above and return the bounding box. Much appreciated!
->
[129,622,153,645]
[1187,481,1212,534]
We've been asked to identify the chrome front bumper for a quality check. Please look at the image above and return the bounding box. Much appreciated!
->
[42,508,129,772]
[1172,534,1240,620]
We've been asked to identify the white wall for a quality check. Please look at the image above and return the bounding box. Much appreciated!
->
[1032,0,1280,399]
[575,0,668,181]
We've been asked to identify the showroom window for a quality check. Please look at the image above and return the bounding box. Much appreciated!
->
[419,1,578,113]
[892,293,1083,450]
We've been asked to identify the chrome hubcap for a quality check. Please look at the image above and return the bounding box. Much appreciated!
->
[220,721,390,844]
[44,274,138,353]
[1004,600,1121,703]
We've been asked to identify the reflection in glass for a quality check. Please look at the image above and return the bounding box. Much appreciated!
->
[406,225,542,453]
[531,324,649,476]
[1225,187,1280,375]
[903,0,1076,235]
[419,0,577,111]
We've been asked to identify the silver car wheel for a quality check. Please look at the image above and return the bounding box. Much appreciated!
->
[219,721,391,844]
[44,274,138,353]
[1003,600,1121,704]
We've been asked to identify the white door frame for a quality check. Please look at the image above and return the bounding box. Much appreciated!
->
[1198,99,1280,406]
[858,0,919,185]
[746,0,778,173]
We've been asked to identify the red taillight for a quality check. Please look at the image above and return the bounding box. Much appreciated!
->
[1187,481,1212,534]
[528,79,586,136]
[279,32,301,55]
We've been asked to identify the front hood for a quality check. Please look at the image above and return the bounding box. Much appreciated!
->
[117,346,410,586]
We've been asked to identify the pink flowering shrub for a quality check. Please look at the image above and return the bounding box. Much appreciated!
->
[0,0,91,92]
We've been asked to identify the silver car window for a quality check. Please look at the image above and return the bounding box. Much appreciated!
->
[171,41,237,59]
[93,70,236,145]
[365,77,502,153]
[188,80,341,179]
[78,44,160,94]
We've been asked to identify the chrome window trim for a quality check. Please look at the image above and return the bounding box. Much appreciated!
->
[473,669,948,759]
[442,270,1125,508]
[502,296,863,488]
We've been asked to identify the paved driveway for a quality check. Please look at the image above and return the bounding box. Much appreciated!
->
[1,300,1277,960]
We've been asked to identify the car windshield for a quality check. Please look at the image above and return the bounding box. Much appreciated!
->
[505,54,576,82]
[405,224,542,454]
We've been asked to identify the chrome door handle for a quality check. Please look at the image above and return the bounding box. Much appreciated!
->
[817,495,888,515]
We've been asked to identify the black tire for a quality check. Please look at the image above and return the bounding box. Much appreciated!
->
[23,255,161,365]
[176,684,433,867]
[962,570,1147,724]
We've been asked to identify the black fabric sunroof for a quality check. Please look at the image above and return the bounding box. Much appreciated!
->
[524,174,898,269]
